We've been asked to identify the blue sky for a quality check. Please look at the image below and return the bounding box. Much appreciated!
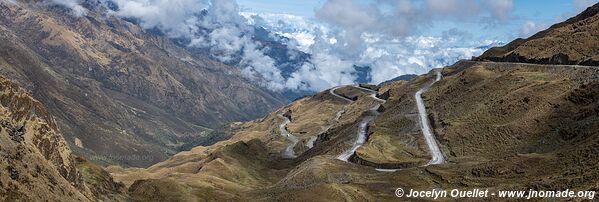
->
[238,0,597,42]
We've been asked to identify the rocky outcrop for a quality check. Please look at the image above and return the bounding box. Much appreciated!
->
[0,76,90,200]
[0,76,128,201]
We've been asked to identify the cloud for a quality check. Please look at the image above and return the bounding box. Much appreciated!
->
[425,0,480,18]
[285,52,356,91]
[364,35,492,83]
[313,0,513,60]
[314,0,381,53]
[241,12,322,52]
[108,0,288,90]
[192,0,287,90]
[481,0,514,23]
[246,7,498,89]
[239,40,286,91]
[519,21,549,38]
[43,0,506,92]
[49,0,88,17]
[573,0,598,12]
[110,0,208,38]
[315,0,427,53]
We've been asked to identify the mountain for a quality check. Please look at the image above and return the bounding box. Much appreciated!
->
[0,0,287,167]
[3,1,599,201]
[105,4,599,200]
[379,74,418,85]
[0,76,125,201]
[107,60,599,200]
[476,3,599,65]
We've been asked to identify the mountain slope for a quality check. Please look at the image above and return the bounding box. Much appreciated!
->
[106,7,599,193]
[109,59,599,201]
[0,0,287,167]
[0,76,127,201]
[477,3,599,65]
[105,4,599,200]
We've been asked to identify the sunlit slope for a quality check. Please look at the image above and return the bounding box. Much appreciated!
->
[110,60,599,200]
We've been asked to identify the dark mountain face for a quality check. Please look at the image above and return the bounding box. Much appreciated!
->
[477,3,599,66]
[0,1,288,167]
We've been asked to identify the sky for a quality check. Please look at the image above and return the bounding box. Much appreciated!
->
[43,0,599,92]
[237,0,595,41]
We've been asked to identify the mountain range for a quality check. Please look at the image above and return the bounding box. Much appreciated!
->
[1,1,599,201]
[0,0,288,167]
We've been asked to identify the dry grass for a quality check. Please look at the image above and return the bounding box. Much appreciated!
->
[107,61,599,200]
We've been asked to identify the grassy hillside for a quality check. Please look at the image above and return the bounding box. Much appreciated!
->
[107,61,599,200]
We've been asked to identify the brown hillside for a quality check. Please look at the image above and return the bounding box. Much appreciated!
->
[0,0,287,167]
[109,61,599,200]
[477,3,599,65]
[0,76,126,201]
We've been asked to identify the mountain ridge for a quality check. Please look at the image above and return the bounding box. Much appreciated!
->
[0,0,288,167]
[477,3,599,66]
[0,75,123,201]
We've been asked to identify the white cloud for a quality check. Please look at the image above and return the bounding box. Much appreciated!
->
[481,0,514,23]
[108,0,288,91]
[241,12,324,52]
[49,0,88,17]
[313,0,513,55]
[247,10,496,88]
[280,32,315,52]
[110,0,207,38]
[519,21,549,38]
[425,0,480,18]
[42,0,505,92]
[285,53,356,91]
[365,36,490,83]
[240,42,286,91]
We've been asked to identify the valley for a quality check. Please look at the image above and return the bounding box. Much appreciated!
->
[106,60,599,201]
[1,0,599,201]
[0,0,288,167]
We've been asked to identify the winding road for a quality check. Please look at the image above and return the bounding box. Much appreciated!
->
[337,89,386,162]
[374,70,445,172]
[306,87,355,149]
[278,113,298,159]
[415,70,445,165]
[354,85,387,103]
[329,86,354,102]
